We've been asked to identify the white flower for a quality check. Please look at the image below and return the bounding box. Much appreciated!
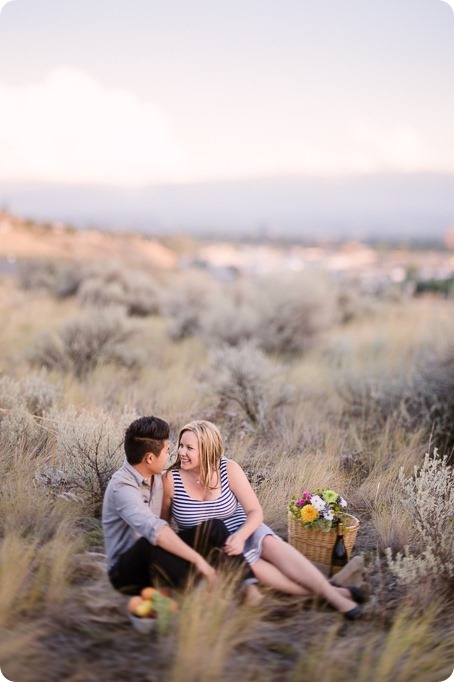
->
[310,495,325,511]
[323,509,334,521]
[339,497,347,507]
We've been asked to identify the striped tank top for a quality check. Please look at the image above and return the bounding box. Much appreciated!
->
[171,457,247,533]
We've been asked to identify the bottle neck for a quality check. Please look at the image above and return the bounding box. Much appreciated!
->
[337,522,344,536]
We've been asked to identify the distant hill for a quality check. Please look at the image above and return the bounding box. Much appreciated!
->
[1,173,454,241]
[0,213,177,269]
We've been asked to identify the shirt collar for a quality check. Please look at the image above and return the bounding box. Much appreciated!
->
[122,458,150,486]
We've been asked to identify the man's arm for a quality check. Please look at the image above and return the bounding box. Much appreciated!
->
[155,525,216,585]
[113,479,216,585]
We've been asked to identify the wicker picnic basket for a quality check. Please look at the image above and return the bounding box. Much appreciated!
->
[287,513,360,566]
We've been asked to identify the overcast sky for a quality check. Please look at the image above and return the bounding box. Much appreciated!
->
[0,0,453,186]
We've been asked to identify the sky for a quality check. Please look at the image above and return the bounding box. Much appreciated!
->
[0,0,453,187]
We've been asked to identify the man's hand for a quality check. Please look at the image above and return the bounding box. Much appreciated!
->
[223,532,245,556]
[193,555,217,588]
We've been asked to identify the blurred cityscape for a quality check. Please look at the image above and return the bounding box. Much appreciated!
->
[1,211,453,297]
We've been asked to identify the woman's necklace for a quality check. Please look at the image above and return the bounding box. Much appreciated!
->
[191,472,203,485]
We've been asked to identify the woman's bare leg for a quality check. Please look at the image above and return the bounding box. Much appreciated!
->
[253,557,355,601]
[261,536,357,613]
[252,558,312,595]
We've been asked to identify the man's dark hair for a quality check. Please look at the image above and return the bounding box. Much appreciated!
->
[124,416,170,465]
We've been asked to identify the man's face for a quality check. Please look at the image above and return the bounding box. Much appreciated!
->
[148,439,170,474]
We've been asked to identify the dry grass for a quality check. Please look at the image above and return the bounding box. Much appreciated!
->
[287,602,454,682]
[168,575,266,682]
[0,267,453,680]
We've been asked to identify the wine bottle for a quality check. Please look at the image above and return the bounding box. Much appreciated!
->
[330,522,348,577]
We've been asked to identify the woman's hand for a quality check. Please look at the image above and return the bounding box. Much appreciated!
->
[223,531,246,556]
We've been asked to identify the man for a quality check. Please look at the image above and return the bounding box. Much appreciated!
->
[102,415,256,595]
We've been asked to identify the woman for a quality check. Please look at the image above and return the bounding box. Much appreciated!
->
[161,420,363,619]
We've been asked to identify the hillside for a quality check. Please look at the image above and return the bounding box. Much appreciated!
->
[0,212,177,268]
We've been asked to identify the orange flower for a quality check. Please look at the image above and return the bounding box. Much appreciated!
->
[300,504,319,523]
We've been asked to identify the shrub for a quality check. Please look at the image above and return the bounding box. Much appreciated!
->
[185,272,336,353]
[251,273,336,353]
[28,308,144,378]
[0,373,58,459]
[161,274,211,340]
[77,263,161,316]
[42,407,137,516]
[18,259,84,297]
[404,347,454,455]
[22,372,60,416]
[18,259,62,292]
[18,258,162,314]
[200,289,259,347]
[336,346,454,456]
[385,450,454,585]
[0,376,22,410]
[0,407,50,461]
[201,342,293,426]
[414,277,454,298]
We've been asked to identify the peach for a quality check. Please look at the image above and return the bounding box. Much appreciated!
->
[135,600,156,618]
[127,596,144,613]
[141,587,158,600]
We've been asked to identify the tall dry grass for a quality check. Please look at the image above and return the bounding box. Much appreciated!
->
[168,575,267,682]
[0,442,84,640]
[288,602,453,682]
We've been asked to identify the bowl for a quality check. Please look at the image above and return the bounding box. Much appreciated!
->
[128,612,157,634]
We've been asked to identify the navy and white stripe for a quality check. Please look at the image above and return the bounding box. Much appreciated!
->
[171,457,247,533]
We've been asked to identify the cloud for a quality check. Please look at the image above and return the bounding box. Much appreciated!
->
[262,117,428,178]
[345,120,426,173]
[0,68,188,185]
[0,0,15,15]
[440,0,454,13]
[0,67,438,186]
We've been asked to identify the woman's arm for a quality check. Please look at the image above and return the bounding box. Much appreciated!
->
[160,470,174,522]
[224,459,264,556]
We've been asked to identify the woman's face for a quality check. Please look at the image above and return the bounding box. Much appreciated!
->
[178,430,201,472]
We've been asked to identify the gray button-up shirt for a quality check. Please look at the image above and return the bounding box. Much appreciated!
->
[102,459,168,571]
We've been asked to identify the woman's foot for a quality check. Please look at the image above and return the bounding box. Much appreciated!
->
[332,584,367,604]
[342,605,362,621]
[321,584,359,616]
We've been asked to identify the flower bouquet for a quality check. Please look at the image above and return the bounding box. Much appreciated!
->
[288,488,348,531]
[287,488,359,566]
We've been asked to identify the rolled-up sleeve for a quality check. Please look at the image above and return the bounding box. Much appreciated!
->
[113,479,168,545]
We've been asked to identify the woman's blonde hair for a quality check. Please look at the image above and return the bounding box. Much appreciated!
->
[173,420,223,488]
